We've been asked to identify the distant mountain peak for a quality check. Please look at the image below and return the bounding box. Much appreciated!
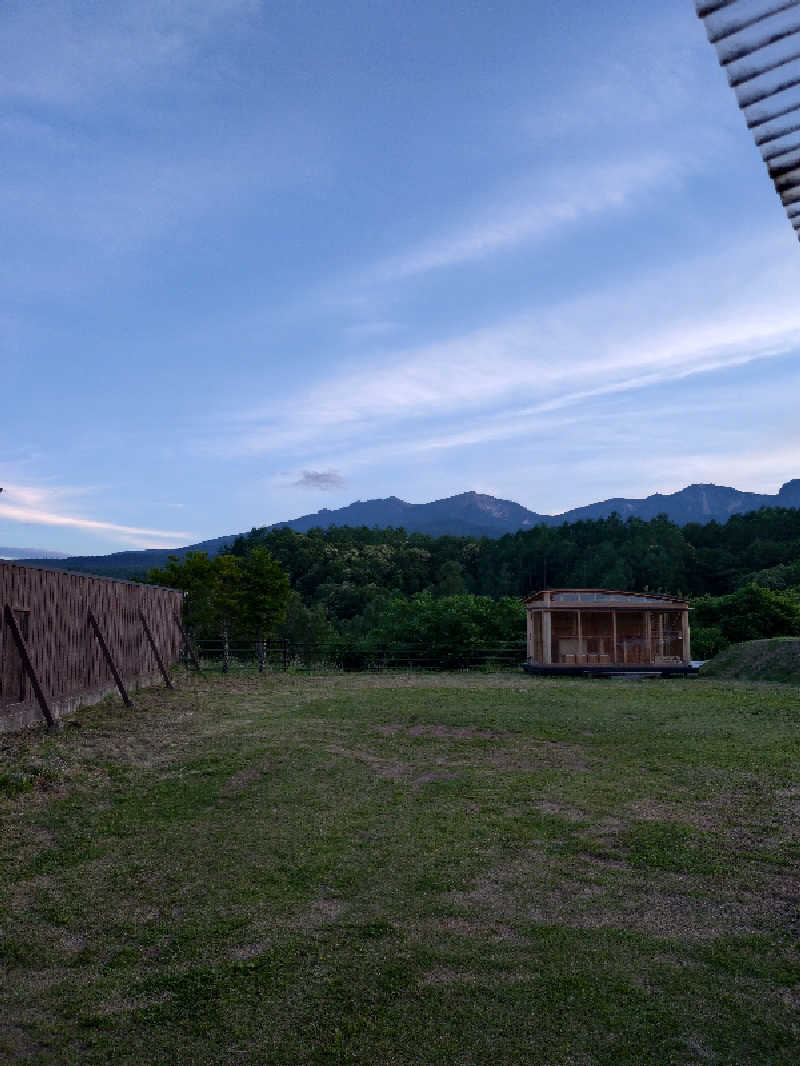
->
[17,479,800,579]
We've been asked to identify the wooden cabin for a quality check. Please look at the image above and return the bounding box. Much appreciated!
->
[1,562,184,731]
[523,589,691,676]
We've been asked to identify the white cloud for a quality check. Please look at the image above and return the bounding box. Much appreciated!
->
[213,225,800,476]
[0,483,192,548]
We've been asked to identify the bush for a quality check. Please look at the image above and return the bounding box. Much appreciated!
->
[693,584,800,645]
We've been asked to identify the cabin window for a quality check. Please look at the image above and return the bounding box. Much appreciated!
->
[654,611,684,660]
[581,612,613,664]
[551,611,582,664]
[615,612,646,664]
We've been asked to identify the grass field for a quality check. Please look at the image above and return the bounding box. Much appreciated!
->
[2,671,799,1064]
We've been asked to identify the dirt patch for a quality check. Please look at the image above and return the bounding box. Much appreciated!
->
[97,991,174,1016]
[218,763,271,798]
[327,744,409,781]
[59,933,86,953]
[413,770,460,787]
[407,724,500,739]
[434,915,520,941]
[230,940,271,961]
[374,723,501,739]
[530,800,585,821]
[306,897,348,924]
[420,967,531,985]
[489,741,590,774]
[449,850,794,941]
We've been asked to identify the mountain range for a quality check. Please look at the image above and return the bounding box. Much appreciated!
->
[0,546,71,561]
[12,479,800,579]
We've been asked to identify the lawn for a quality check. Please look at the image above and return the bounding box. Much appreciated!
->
[1,671,799,1064]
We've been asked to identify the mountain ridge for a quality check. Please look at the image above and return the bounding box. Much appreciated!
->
[15,480,800,578]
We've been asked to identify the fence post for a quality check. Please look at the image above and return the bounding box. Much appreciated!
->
[283,638,288,672]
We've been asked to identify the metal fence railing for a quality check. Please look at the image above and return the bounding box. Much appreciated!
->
[186,639,527,673]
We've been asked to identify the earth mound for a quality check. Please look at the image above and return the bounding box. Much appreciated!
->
[699,638,800,683]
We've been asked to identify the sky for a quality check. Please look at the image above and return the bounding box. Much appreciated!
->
[2,0,800,556]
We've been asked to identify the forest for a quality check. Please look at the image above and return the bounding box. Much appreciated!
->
[146,507,800,660]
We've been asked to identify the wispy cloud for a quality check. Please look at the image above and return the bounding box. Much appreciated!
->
[217,228,800,467]
[0,1,260,109]
[0,483,192,549]
[351,153,684,287]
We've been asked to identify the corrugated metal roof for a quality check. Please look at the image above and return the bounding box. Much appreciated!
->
[697,0,800,240]
[523,588,689,606]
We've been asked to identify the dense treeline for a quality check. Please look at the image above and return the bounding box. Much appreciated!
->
[229,506,800,603]
[147,507,800,659]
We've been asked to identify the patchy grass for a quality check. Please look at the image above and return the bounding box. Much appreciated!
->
[1,671,799,1064]
[699,637,800,683]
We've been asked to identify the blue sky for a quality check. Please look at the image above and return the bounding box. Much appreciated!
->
[2,0,800,555]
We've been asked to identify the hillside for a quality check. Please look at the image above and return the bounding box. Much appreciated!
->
[19,480,800,579]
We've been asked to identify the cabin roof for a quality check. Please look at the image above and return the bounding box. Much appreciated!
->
[523,588,689,608]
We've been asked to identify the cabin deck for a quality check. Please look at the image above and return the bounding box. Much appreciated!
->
[522,660,697,679]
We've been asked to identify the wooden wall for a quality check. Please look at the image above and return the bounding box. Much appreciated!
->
[0,562,183,727]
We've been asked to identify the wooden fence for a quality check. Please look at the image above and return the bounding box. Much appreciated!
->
[0,562,184,731]
[191,638,527,673]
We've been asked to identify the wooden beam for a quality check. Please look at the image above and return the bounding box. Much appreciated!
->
[139,611,173,689]
[174,612,202,672]
[3,603,55,728]
[88,610,133,708]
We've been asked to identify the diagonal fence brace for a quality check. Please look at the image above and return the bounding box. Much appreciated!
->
[3,603,55,728]
[87,609,134,708]
[174,612,202,672]
[139,611,173,689]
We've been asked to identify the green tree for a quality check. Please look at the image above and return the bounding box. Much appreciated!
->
[146,549,290,671]
[693,584,800,645]
[239,547,290,669]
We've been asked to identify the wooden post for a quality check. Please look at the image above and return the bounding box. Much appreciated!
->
[542,611,552,665]
[644,612,652,664]
[3,604,55,728]
[221,625,230,674]
[282,638,288,672]
[139,611,173,689]
[612,611,618,664]
[88,610,133,708]
[174,613,202,672]
[682,610,691,662]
